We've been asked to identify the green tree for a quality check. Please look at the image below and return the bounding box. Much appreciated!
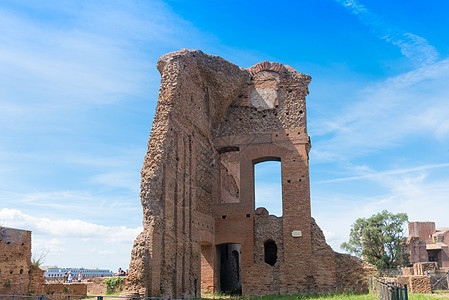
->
[341,210,409,270]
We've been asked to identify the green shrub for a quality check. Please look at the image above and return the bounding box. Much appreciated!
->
[103,276,124,295]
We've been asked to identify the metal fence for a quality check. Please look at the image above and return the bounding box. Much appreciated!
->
[370,277,408,300]
[429,270,449,290]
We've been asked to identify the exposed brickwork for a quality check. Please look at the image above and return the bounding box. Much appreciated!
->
[127,50,368,298]
[248,61,286,76]
[406,221,449,268]
[0,227,45,295]
[29,266,45,295]
[43,283,87,296]
[413,262,438,275]
[397,275,432,293]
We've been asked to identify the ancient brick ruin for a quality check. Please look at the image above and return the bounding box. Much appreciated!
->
[0,227,44,295]
[127,49,371,298]
[405,221,449,269]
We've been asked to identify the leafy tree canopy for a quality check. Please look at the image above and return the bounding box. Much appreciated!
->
[341,210,409,270]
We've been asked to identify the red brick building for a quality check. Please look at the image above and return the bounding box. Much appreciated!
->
[406,222,449,269]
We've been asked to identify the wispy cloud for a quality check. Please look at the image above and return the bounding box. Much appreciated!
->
[312,160,449,252]
[0,208,141,242]
[310,57,449,162]
[335,0,439,66]
[0,0,207,131]
[0,208,142,269]
[317,163,449,184]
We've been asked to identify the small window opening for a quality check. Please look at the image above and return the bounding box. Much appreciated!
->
[264,240,278,266]
[222,215,227,219]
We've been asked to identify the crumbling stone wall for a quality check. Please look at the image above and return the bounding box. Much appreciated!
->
[127,49,370,298]
[397,275,432,293]
[414,262,439,276]
[44,283,87,297]
[0,227,44,295]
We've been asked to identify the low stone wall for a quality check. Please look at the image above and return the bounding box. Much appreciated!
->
[44,283,87,296]
[397,275,431,293]
[85,276,110,295]
[402,267,414,276]
[335,253,376,293]
[414,262,438,275]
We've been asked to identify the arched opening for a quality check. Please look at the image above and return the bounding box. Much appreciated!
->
[218,243,241,295]
[264,240,278,266]
[254,159,282,216]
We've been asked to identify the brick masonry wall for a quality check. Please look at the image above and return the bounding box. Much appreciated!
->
[44,283,87,297]
[127,50,372,298]
[397,275,432,293]
[414,262,438,275]
[334,253,374,293]
[0,227,36,295]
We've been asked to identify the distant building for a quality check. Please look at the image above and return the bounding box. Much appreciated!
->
[43,266,114,279]
[405,221,449,269]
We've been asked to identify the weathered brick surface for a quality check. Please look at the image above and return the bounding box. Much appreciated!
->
[414,262,438,275]
[397,275,432,293]
[406,221,449,268]
[127,50,367,298]
[334,253,374,293]
[0,227,45,295]
[43,283,87,296]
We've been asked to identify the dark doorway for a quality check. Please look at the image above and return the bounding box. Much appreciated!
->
[264,240,278,266]
[428,249,442,267]
[218,243,241,295]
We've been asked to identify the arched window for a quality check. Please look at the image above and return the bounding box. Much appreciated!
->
[264,240,277,266]
[254,159,282,216]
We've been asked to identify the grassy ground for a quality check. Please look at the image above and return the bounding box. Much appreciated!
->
[201,292,449,299]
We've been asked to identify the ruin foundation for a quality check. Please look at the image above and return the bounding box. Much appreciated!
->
[126,49,372,298]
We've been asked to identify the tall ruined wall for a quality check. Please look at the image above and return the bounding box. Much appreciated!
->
[128,50,369,298]
[0,227,44,295]
[127,50,249,298]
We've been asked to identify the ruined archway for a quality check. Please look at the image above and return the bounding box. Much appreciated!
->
[127,49,372,299]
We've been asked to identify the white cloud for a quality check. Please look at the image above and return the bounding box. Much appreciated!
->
[0,0,206,131]
[0,208,142,269]
[310,57,449,162]
[317,163,449,184]
[0,208,141,243]
[335,0,439,66]
[312,163,449,252]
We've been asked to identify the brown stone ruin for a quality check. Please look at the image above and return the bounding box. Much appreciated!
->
[0,227,44,295]
[0,226,88,296]
[126,49,372,298]
[406,221,449,269]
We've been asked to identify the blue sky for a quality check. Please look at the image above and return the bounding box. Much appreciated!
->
[1,0,449,271]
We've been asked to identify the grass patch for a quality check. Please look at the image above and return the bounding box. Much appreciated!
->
[201,292,376,299]
[201,292,448,299]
